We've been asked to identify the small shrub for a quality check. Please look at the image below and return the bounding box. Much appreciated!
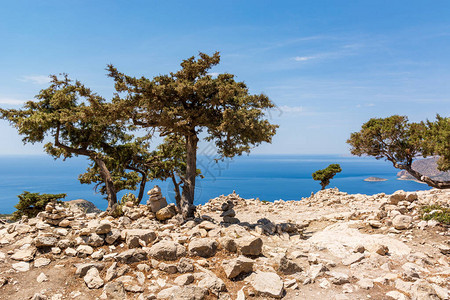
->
[420,205,450,225]
[312,164,342,190]
[11,191,66,221]
[109,193,137,218]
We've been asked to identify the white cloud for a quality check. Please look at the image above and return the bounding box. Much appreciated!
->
[20,75,51,85]
[207,72,220,77]
[0,98,27,105]
[293,56,316,62]
[279,105,304,113]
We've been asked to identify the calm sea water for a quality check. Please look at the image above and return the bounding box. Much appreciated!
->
[0,154,430,214]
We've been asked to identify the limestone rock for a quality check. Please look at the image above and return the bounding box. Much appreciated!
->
[12,261,30,272]
[123,229,157,248]
[75,262,105,277]
[149,240,186,261]
[174,274,194,286]
[100,282,127,300]
[156,204,177,221]
[236,236,263,256]
[11,247,36,262]
[198,275,226,296]
[277,255,302,275]
[392,215,412,230]
[34,257,51,267]
[35,235,58,248]
[188,238,217,258]
[36,272,48,283]
[84,267,104,289]
[250,271,284,298]
[116,249,148,264]
[222,256,254,279]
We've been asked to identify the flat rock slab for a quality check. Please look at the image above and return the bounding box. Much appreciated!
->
[251,271,284,298]
[308,221,411,258]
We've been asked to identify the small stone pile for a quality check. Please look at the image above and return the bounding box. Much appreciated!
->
[220,200,239,224]
[38,201,73,226]
[146,185,168,213]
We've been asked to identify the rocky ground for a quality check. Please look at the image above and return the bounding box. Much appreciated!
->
[0,187,449,300]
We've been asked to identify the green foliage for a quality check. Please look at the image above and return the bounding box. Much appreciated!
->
[120,192,137,205]
[347,115,450,189]
[312,164,342,190]
[107,52,278,218]
[420,205,450,225]
[11,191,66,221]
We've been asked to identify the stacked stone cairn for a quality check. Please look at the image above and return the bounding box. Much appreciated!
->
[146,185,177,221]
[220,200,240,224]
[37,201,73,226]
[146,185,167,213]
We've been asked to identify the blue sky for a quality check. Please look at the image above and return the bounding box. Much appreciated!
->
[0,0,449,155]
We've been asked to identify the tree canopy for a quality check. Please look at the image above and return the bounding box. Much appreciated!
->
[108,52,278,218]
[0,75,153,209]
[347,115,450,189]
[312,164,342,190]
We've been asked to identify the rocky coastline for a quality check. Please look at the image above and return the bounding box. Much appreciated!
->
[0,187,449,300]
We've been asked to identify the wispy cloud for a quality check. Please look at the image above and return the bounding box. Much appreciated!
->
[279,105,304,113]
[0,98,27,105]
[294,56,316,62]
[20,75,51,85]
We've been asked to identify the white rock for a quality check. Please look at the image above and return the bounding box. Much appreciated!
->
[84,267,104,289]
[250,271,284,298]
[34,258,51,268]
[37,272,48,283]
[12,262,30,272]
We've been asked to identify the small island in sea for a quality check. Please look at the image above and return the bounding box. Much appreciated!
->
[364,176,388,182]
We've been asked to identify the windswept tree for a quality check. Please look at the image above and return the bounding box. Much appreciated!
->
[347,115,450,189]
[312,164,342,190]
[0,75,146,210]
[108,52,278,218]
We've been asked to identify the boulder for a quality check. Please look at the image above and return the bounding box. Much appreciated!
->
[116,249,148,264]
[84,267,104,289]
[236,236,263,256]
[75,262,105,277]
[122,229,157,248]
[389,190,407,205]
[35,235,58,248]
[156,204,177,221]
[222,256,254,279]
[12,262,30,272]
[66,199,101,214]
[11,247,36,262]
[198,275,226,296]
[174,274,194,286]
[188,238,217,258]
[177,257,195,273]
[100,282,127,300]
[277,255,302,275]
[251,271,284,298]
[149,240,186,261]
[392,215,412,230]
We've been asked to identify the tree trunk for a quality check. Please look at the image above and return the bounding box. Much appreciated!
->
[171,173,182,211]
[94,157,117,210]
[181,134,198,219]
[398,163,450,189]
[136,172,147,205]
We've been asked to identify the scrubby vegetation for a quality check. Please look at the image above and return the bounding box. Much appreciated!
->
[420,204,450,225]
[11,191,66,221]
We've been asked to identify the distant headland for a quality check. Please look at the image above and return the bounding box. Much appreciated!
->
[397,157,450,182]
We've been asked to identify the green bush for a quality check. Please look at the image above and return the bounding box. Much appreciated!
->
[109,193,137,218]
[312,164,342,190]
[11,191,66,221]
[420,205,450,225]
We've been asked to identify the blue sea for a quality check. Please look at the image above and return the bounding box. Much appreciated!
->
[0,154,430,214]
